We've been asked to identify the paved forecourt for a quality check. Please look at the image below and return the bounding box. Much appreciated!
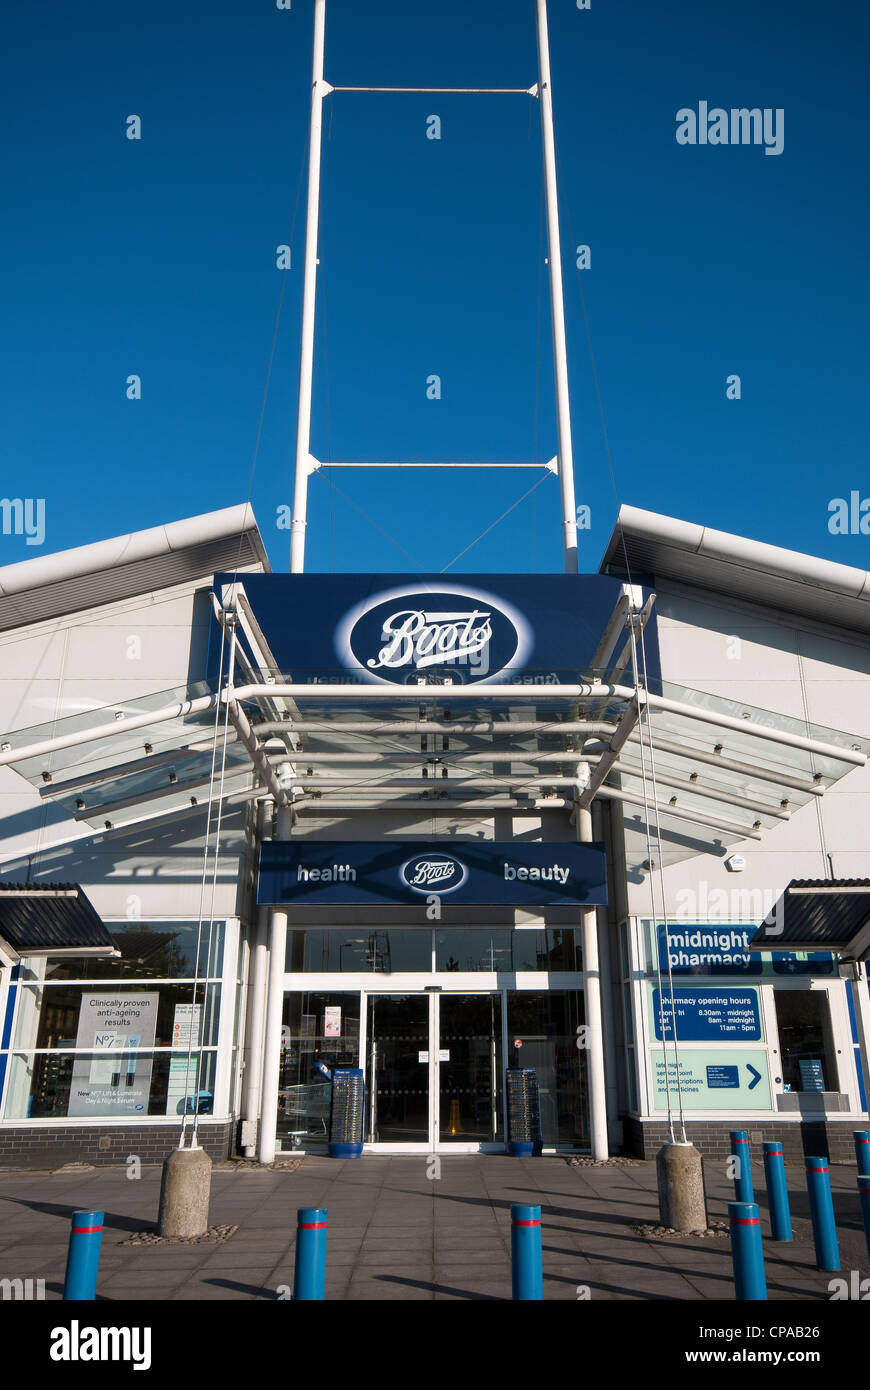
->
[0,1155,865,1301]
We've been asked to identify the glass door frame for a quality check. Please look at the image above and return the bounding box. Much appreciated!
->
[362,987,507,1154]
[282,969,586,1153]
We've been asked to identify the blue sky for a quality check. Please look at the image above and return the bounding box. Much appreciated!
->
[1,0,868,575]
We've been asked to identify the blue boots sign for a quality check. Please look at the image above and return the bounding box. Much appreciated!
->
[257,840,607,907]
[211,572,659,688]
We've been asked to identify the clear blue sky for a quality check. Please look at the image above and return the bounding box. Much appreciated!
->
[1,0,868,575]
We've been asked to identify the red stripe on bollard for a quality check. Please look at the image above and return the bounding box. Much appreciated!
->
[298,1222,327,1230]
[731,1217,761,1226]
[807,1167,829,1174]
[72,1225,103,1234]
[512,1218,541,1227]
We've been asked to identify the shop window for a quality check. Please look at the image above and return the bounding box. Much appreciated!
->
[1,920,228,1121]
[278,992,361,1148]
[5,1049,217,1119]
[435,929,582,973]
[286,930,432,972]
[28,920,225,982]
[506,990,588,1146]
[15,982,220,1051]
[773,989,839,1093]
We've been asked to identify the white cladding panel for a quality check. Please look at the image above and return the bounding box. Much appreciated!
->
[625,584,870,916]
[0,582,244,917]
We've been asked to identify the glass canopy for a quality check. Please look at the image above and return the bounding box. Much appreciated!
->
[2,668,868,875]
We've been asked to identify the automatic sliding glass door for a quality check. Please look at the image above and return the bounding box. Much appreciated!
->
[438,994,503,1145]
[366,994,429,1143]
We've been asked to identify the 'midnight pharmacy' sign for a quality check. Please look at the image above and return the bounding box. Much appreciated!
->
[257,841,607,908]
[650,923,834,977]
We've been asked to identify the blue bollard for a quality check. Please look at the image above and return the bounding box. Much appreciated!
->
[854,1131,870,1178]
[805,1156,840,1272]
[511,1203,543,1300]
[728,1201,767,1301]
[293,1208,327,1300]
[762,1141,793,1242]
[858,1175,870,1262]
[63,1210,104,1301]
[730,1130,754,1204]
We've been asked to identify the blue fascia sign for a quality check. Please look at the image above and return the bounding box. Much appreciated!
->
[257,841,608,907]
[210,572,660,689]
[652,986,763,1042]
[654,923,834,977]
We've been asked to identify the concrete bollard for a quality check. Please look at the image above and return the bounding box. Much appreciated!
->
[656,1141,708,1232]
[158,1141,213,1238]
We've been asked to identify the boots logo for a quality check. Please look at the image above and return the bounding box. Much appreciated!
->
[401,853,467,894]
[335,584,533,686]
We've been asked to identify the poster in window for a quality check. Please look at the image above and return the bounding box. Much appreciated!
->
[67,992,158,1117]
[166,1003,203,1116]
[323,1006,342,1038]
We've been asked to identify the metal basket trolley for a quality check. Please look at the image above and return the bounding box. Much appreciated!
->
[280,1081,332,1147]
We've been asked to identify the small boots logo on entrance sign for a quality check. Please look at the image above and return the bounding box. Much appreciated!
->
[400,854,467,895]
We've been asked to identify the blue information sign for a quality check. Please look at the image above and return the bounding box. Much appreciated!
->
[257,840,608,907]
[653,923,833,977]
[651,986,762,1042]
[706,1065,740,1089]
[798,1058,826,1092]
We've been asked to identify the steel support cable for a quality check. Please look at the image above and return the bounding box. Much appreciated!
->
[180,617,229,1144]
[320,242,336,572]
[628,615,676,1142]
[638,618,688,1142]
[315,469,428,571]
[192,628,237,1137]
[234,141,308,579]
[554,143,636,594]
[532,153,546,573]
[439,471,555,574]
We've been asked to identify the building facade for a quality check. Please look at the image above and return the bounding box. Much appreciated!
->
[0,502,868,1167]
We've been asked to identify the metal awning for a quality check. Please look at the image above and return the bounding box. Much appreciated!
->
[750,880,870,961]
[0,884,118,964]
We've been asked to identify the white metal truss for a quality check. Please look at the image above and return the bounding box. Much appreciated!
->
[288,0,579,575]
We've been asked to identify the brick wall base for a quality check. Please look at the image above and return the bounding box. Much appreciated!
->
[0,1123,234,1169]
[622,1115,861,1164]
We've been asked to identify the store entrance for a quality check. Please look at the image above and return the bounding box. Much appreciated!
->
[366,992,504,1151]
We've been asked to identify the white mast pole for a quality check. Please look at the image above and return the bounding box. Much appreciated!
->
[535,0,579,574]
[290,0,329,574]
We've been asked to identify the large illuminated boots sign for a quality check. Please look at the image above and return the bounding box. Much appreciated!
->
[257,840,607,907]
[211,573,660,687]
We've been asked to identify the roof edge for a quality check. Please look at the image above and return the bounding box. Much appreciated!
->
[0,503,269,599]
[602,504,870,603]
